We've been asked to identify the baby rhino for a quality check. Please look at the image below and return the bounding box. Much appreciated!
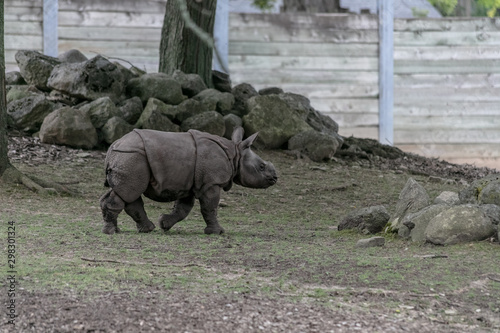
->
[100,127,277,235]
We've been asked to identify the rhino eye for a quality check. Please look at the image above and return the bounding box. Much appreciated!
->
[259,163,265,171]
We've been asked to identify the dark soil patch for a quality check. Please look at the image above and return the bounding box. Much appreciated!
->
[10,288,496,333]
[337,136,496,182]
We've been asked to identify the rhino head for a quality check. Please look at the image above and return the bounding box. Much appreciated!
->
[232,127,277,189]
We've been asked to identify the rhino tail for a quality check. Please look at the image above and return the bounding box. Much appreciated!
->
[104,167,112,187]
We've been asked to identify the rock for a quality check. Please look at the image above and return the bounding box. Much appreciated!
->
[433,191,460,205]
[78,97,120,129]
[459,174,500,205]
[117,96,143,124]
[6,71,26,85]
[278,93,340,135]
[402,204,450,242]
[223,114,242,140]
[172,70,207,97]
[76,152,92,158]
[356,237,385,248]
[58,49,88,63]
[136,98,179,132]
[101,116,134,144]
[48,55,128,103]
[428,176,455,184]
[338,205,390,234]
[113,62,140,83]
[388,178,430,232]
[7,94,55,132]
[243,95,312,149]
[126,73,186,105]
[479,180,500,205]
[181,111,225,136]
[232,83,258,117]
[15,50,61,91]
[288,130,341,162]
[259,87,284,95]
[192,89,235,115]
[479,204,500,226]
[48,90,81,106]
[398,223,411,238]
[217,93,236,115]
[175,99,205,123]
[340,136,403,160]
[6,85,40,104]
[425,205,495,245]
[39,107,98,149]
[212,70,232,93]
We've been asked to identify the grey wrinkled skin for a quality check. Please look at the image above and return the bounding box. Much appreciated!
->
[99,127,277,235]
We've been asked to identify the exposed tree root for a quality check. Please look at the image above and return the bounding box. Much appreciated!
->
[1,164,75,196]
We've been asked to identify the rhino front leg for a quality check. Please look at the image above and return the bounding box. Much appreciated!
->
[100,189,125,235]
[124,197,156,233]
[199,187,225,235]
[159,195,195,231]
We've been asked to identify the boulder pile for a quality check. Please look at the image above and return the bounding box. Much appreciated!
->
[339,175,500,245]
[6,49,343,161]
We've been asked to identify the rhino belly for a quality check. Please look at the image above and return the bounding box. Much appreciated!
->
[143,185,192,202]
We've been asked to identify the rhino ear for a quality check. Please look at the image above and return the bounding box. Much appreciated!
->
[240,132,258,150]
[231,126,244,143]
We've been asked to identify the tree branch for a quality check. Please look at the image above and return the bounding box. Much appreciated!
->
[175,0,229,74]
[81,257,210,269]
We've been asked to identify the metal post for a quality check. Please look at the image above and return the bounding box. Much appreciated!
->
[43,0,58,57]
[378,0,394,146]
[213,0,229,73]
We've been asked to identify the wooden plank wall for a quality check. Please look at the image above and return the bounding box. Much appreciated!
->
[5,0,166,73]
[57,0,165,73]
[393,18,500,168]
[5,0,43,71]
[4,1,500,169]
[229,14,500,169]
[229,13,380,143]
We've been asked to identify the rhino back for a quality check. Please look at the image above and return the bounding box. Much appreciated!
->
[189,130,236,196]
[136,129,196,195]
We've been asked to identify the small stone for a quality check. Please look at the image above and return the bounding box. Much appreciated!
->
[434,191,460,205]
[356,236,385,248]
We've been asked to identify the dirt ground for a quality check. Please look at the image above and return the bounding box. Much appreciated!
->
[2,133,500,333]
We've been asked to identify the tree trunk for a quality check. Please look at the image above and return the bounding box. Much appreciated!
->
[281,0,342,13]
[0,0,10,177]
[159,0,217,88]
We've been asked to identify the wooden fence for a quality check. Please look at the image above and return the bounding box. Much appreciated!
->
[5,0,500,169]
[5,0,165,72]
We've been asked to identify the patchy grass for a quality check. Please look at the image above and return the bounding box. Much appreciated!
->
[1,150,500,332]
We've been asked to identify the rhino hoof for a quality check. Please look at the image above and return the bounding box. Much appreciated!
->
[102,225,120,235]
[204,227,225,235]
[159,215,176,231]
[137,221,156,233]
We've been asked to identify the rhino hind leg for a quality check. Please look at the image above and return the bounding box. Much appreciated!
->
[159,195,195,231]
[124,197,156,233]
[199,187,225,235]
[100,189,125,234]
